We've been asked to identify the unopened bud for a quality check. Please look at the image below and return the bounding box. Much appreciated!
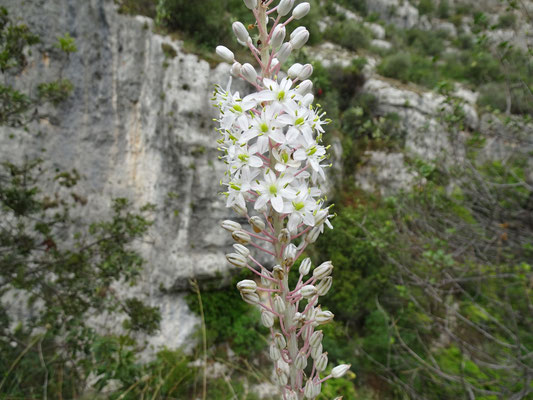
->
[273,294,286,314]
[283,244,297,267]
[315,352,328,372]
[271,25,286,49]
[300,285,317,298]
[226,252,247,268]
[277,0,295,16]
[233,243,250,257]
[316,276,332,296]
[221,219,241,232]
[313,261,333,279]
[292,312,305,325]
[305,227,320,243]
[236,279,257,293]
[298,63,313,80]
[299,257,312,275]
[290,26,306,40]
[311,342,322,360]
[290,28,309,49]
[216,45,234,63]
[331,364,351,378]
[261,310,275,327]
[243,0,257,9]
[270,343,281,360]
[292,2,310,19]
[241,63,257,83]
[276,42,292,63]
[278,228,291,244]
[274,332,286,349]
[287,63,303,79]
[232,21,250,44]
[231,62,242,77]
[295,350,308,369]
[302,93,314,107]
[232,230,251,244]
[273,265,285,280]
[286,390,298,400]
[304,379,315,399]
[249,216,265,233]
[232,203,247,216]
[270,58,280,70]
[296,79,313,95]
[309,330,323,348]
[241,291,260,304]
[315,310,334,324]
[276,368,289,386]
[261,268,272,287]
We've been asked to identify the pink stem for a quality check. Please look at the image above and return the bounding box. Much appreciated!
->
[282,15,294,26]
[248,41,265,68]
[292,225,312,240]
[257,286,281,293]
[318,375,333,384]
[249,240,276,256]
[264,212,276,234]
[243,229,274,243]
[294,164,310,177]
[247,257,277,282]
[266,14,282,44]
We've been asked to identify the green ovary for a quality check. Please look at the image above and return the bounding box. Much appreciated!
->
[277,91,285,101]
[260,123,269,133]
[293,201,305,211]
[269,184,278,195]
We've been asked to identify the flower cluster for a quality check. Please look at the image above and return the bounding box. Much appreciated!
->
[213,0,350,399]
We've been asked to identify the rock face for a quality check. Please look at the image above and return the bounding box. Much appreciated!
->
[0,0,248,350]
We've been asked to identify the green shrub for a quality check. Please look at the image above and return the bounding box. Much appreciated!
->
[417,0,435,15]
[437,0,450,19]
[498,12,516,28]
[324,20,371,51]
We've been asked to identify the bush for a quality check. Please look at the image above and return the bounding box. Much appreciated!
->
[417,0,434,15]
[324,20,371,51]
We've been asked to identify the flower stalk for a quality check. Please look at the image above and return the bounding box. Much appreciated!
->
[212,1,350,398]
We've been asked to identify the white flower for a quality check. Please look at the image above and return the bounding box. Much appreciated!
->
[252,170,296,213]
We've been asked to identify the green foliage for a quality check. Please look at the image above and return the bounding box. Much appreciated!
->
[114,0,158,18]
[324,20,372,51]
[186,272,268,357]
[37,79,74,105]
[56,32,77,54]
[417,0,434,15]
[0,6,39,73]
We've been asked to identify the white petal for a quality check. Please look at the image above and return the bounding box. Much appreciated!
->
[255,194,269,210]
[271,195,284,213]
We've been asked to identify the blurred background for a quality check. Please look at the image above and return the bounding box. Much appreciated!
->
[0,0,532,398]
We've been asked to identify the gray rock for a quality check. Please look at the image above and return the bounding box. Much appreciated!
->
[366,0,419,29]
[371,39,392,50]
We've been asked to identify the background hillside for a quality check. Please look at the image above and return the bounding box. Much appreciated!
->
[1,0,532,398]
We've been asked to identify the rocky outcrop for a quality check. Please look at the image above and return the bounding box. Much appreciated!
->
[0,0,249,351]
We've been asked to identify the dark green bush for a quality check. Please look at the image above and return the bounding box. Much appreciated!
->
[417,0,435,15]
[324,20,371,51]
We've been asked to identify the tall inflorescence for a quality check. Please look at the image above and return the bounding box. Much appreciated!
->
[212,0,350,399]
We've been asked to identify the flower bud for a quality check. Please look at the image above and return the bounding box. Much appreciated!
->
[273,265,285,280]
[285,390,298,400]
[249,216,265,233]
[315,352,328,372]
[273,294,286,314]
[290,28,309,49]
[231,62,242,77]
[295,350,308,369]
[269,343,281,360]
[316,276,332,296]
[226,252,247,268]
[283,244,297,267]
[233,243,250,257]
[278,228,291,244]
[232,203,247,216]
[302,93,314,107]
[236,279,257,293]
[277,0,295,16]
[241,291,260,304]
[311,342,322,360]
[331,364,351,378]
[232,230,251,244]
[304,379,315,399]
[271,25,286,50]
[221,219,241,232]
[276,367,288,386]
[290,26,305,40]
[300,285,317,298]
[315,309,334,324]
[270,58,280,70]
[241,63,257,83]
[305,227,320,243]
[232,21,250,44]
[292,312,305,325]
[312,381,322,397]
[276,42,292,63]
[261,310,275,327]
[299,257,312,276]
[261,268,272,287]
[274,332,286,349]
[216,45,234,63]
[243,0,257,9]
[287,63,303,79]
[298,63,313,80]
[292,2,310,19]
[296,79,313,95]
[309,330,323,348]
[313,261,333,279]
